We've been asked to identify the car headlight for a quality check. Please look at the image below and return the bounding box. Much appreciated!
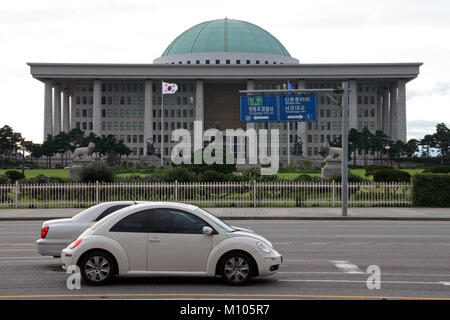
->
[257,241,272,254]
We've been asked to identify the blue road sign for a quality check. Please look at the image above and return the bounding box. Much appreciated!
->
[279,94,317,122]
[239,95,278,123]
[240,94,317,123]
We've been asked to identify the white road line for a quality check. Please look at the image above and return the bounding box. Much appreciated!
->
[279,279,448,285]
[0,256,52,259]
[440,282,450,286]
[279,271,450,277]
[331,260,364,274]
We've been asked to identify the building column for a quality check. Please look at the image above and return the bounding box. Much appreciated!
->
[349,80,358,130]
[382,87,390,135]
[297,79,307,156]
[43,80,53,140]
[396,80,407,142]
[195,79,204,152]
[246,79,256,131]
[53,85,62,135]
[62,88,70,133]
[92,80,102,136]
[376,86,383,131]
[144,80,153,155]
[389,84,397,141]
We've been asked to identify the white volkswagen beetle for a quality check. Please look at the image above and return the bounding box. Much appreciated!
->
[37,201,140,257]
[61,202,282,285]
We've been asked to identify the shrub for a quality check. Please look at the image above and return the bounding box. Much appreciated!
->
[0,173,11,184]
[365,165,391,176]
[162,167,196,182]
[327,173,370,183]
[373,169,411,183]
[24,175,71,184]
[4,170,25,183]
[78,164,114,183]
[199,170,226,182]
[412,174,450,207]
[295,174,313,182]
[225,173,245,182]
[422,166,450,174]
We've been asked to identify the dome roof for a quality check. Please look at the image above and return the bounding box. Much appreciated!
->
[161,18,291,57]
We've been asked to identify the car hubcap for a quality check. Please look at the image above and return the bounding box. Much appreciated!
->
[224,257,250,282]
[85,256,110,282]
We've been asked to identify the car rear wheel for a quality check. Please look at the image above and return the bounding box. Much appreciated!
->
[79,251,115,285]
[220,252,254,286]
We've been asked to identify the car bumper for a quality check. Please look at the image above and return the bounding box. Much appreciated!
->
[258,251,283,277]
[60,248,77,271]
[36,239,70,257]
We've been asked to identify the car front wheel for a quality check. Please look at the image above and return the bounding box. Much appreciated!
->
[220,252,254,285]
[79,251,115,285]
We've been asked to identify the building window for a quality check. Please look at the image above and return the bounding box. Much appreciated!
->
[215,60,220,64]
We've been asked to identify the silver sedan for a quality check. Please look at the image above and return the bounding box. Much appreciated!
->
[36,201,140,257]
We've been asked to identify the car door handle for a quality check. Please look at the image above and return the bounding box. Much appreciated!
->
[149,238,160,243]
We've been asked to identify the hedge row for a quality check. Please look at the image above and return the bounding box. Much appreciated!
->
[412,174,450,207]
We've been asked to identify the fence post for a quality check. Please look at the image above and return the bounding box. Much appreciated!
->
[15,181,19,209]
[175,180,178,202]
[332,180,335,207]
[253,180,257,207]
[96,181,99,204]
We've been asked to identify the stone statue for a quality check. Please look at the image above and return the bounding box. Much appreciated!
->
[321,142,343,180]
[321,142,342,161]
[72,142,96,160]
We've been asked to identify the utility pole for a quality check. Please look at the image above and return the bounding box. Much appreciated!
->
[341,82,349,217]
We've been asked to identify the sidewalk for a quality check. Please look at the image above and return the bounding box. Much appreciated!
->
[0,207,450,221]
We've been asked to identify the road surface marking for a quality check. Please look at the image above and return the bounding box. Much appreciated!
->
[279,279,449,285]
[331,260,364,274]
[0,293,449,300]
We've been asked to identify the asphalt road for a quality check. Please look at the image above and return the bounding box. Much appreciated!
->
[0,220,450,300]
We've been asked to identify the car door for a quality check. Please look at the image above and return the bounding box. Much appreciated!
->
[147,208,214,272]
[108,210,150,272]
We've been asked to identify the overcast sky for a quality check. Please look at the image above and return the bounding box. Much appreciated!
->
[1,0,449,143]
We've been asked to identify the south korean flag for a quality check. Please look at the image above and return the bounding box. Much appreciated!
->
[162,82,178,94]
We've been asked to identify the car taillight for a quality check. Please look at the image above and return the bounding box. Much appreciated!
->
[41,226,49,238]
[69,239,82,249]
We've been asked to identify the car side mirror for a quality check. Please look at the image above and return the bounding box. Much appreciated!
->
[202,226,213,235]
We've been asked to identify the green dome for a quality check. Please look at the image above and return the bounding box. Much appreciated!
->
[162,19,291,57]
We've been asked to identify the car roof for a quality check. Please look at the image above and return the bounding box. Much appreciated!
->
[130,201,199,211]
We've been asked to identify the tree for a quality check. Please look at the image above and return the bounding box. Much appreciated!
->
[359,127,374,167]
[404,139,419,163]
[0,125,24,166]
[420,134,435,158]
[370,130,389,164]
[41,135,58,168]
[348,129,361,167]
[432,123,450,162]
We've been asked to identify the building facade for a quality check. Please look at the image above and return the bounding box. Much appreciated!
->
[28,18,421,165]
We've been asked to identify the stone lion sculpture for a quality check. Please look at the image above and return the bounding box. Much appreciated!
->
[322,142,342,161]
[72,142,96,160]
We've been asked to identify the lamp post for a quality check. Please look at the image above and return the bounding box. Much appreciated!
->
[385,143,391,167]
[20,146,26,176]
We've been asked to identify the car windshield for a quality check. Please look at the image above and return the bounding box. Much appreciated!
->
[195,208,235,233]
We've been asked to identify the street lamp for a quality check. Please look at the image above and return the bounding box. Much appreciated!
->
[20,146,26,176]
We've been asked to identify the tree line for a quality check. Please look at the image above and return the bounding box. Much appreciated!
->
[0,126,132,168]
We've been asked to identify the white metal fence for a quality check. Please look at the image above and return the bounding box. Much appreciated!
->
[0,181,412,208]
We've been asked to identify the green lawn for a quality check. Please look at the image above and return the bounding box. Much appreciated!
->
[0,169,70,179]
[0,167,427,181]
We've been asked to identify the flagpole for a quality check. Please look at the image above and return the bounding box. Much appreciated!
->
[161,80,164,167]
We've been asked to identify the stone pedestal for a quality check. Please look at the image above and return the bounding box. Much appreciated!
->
[321,159,341,180]
[69,158,94,181]
[141,155,162,166]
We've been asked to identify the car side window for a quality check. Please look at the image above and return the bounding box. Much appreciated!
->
[94,204,132,222]
[151,209,211,234]
[110,210,150,233]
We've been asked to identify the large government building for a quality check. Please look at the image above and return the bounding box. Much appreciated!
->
[28,18,421,165]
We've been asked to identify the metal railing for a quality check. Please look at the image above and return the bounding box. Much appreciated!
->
[0,181,412,208]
